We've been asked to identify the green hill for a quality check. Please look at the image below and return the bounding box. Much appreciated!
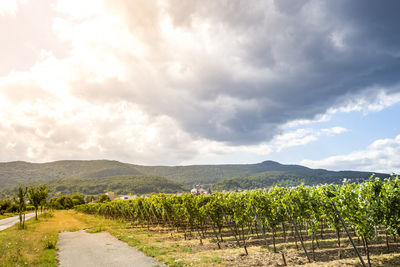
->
[2,174,187,196]
[211,171,307,190]
[0,159,389,192]
[0,160,141,188]
[210,168,385,191]
[133,160,387,186]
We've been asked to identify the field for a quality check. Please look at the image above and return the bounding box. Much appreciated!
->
[75,177,400,266]
[2,177,400,266]
[2,210,400,266]
[83,216,400,267]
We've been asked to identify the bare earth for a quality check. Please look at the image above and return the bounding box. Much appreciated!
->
[58,230,166,267]
[0,213,37,231]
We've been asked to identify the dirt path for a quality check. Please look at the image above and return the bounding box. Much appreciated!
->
[0,213,37,231]
[58,230,166,267]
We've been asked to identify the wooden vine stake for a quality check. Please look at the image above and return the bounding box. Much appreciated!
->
[251,206,269,249]
[291,217,311,263]
[205,211,222,249]
[219,205,249,256]
[219,205,241,247]
[281,251,287,266]
[331,201,366,267]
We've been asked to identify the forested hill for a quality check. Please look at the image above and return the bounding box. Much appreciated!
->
[133,160,388,186]
[210,169,386,191]
[0,160,141,188]
[0,159,389,190]
[2,175,187,197]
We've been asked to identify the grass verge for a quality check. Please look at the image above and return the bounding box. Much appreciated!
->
[0,213,15,220]
[0,210,88,266]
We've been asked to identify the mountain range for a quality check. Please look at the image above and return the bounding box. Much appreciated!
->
[0,160,389,196]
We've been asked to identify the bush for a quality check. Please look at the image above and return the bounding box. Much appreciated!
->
[49,196,74,210]
[26,205,35,211]
[71,194,85,205]
[0,199,12,214]
[6,202,18,213]
[96,194,111,203]
[49,194,87,210]
[44,240,56,249]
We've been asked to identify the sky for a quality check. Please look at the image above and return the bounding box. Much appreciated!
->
[0,0,400,173]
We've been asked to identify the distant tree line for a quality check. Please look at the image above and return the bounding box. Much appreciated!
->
[48,193,110,209]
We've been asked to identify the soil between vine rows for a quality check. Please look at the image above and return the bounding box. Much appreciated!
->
[120,222,400,266]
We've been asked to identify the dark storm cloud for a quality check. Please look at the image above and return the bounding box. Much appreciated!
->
[169,0,400,144]
[74,0,400,145]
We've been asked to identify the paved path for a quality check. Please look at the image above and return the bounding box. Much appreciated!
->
[58,230,166,267]
[0,213,37,231]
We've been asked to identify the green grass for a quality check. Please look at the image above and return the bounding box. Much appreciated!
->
[86,222,104,233]
[181,247,193,253]
[0,215,57,266]
[201,256,222,264]
[0,212,16,220]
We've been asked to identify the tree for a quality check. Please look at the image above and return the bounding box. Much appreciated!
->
[28,186,48,220]
[71,194,85,206]
[14,186,27,229]
[85,195,95,203]
[0,199,11,215]
[39,185,49,212]
[50,196,74,210]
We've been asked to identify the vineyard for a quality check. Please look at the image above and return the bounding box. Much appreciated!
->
[76,175,400,266]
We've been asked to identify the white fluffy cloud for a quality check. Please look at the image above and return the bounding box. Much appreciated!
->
[0,0,18,16]
[272,127,347,152]
[0,93,200,164]
[187,126,348,160]
[301,135,400,174]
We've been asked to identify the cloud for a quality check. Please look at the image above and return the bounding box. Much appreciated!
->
[54,0,400,145]
[1,0,400,164]
[0,0,18,16]
[321,126,347,136]
[0,94,201,164]
[0,0,68,75]
[189,126,348,159]
[273,126,347,152]
[301,135,400,174]
[329,89,400,114]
